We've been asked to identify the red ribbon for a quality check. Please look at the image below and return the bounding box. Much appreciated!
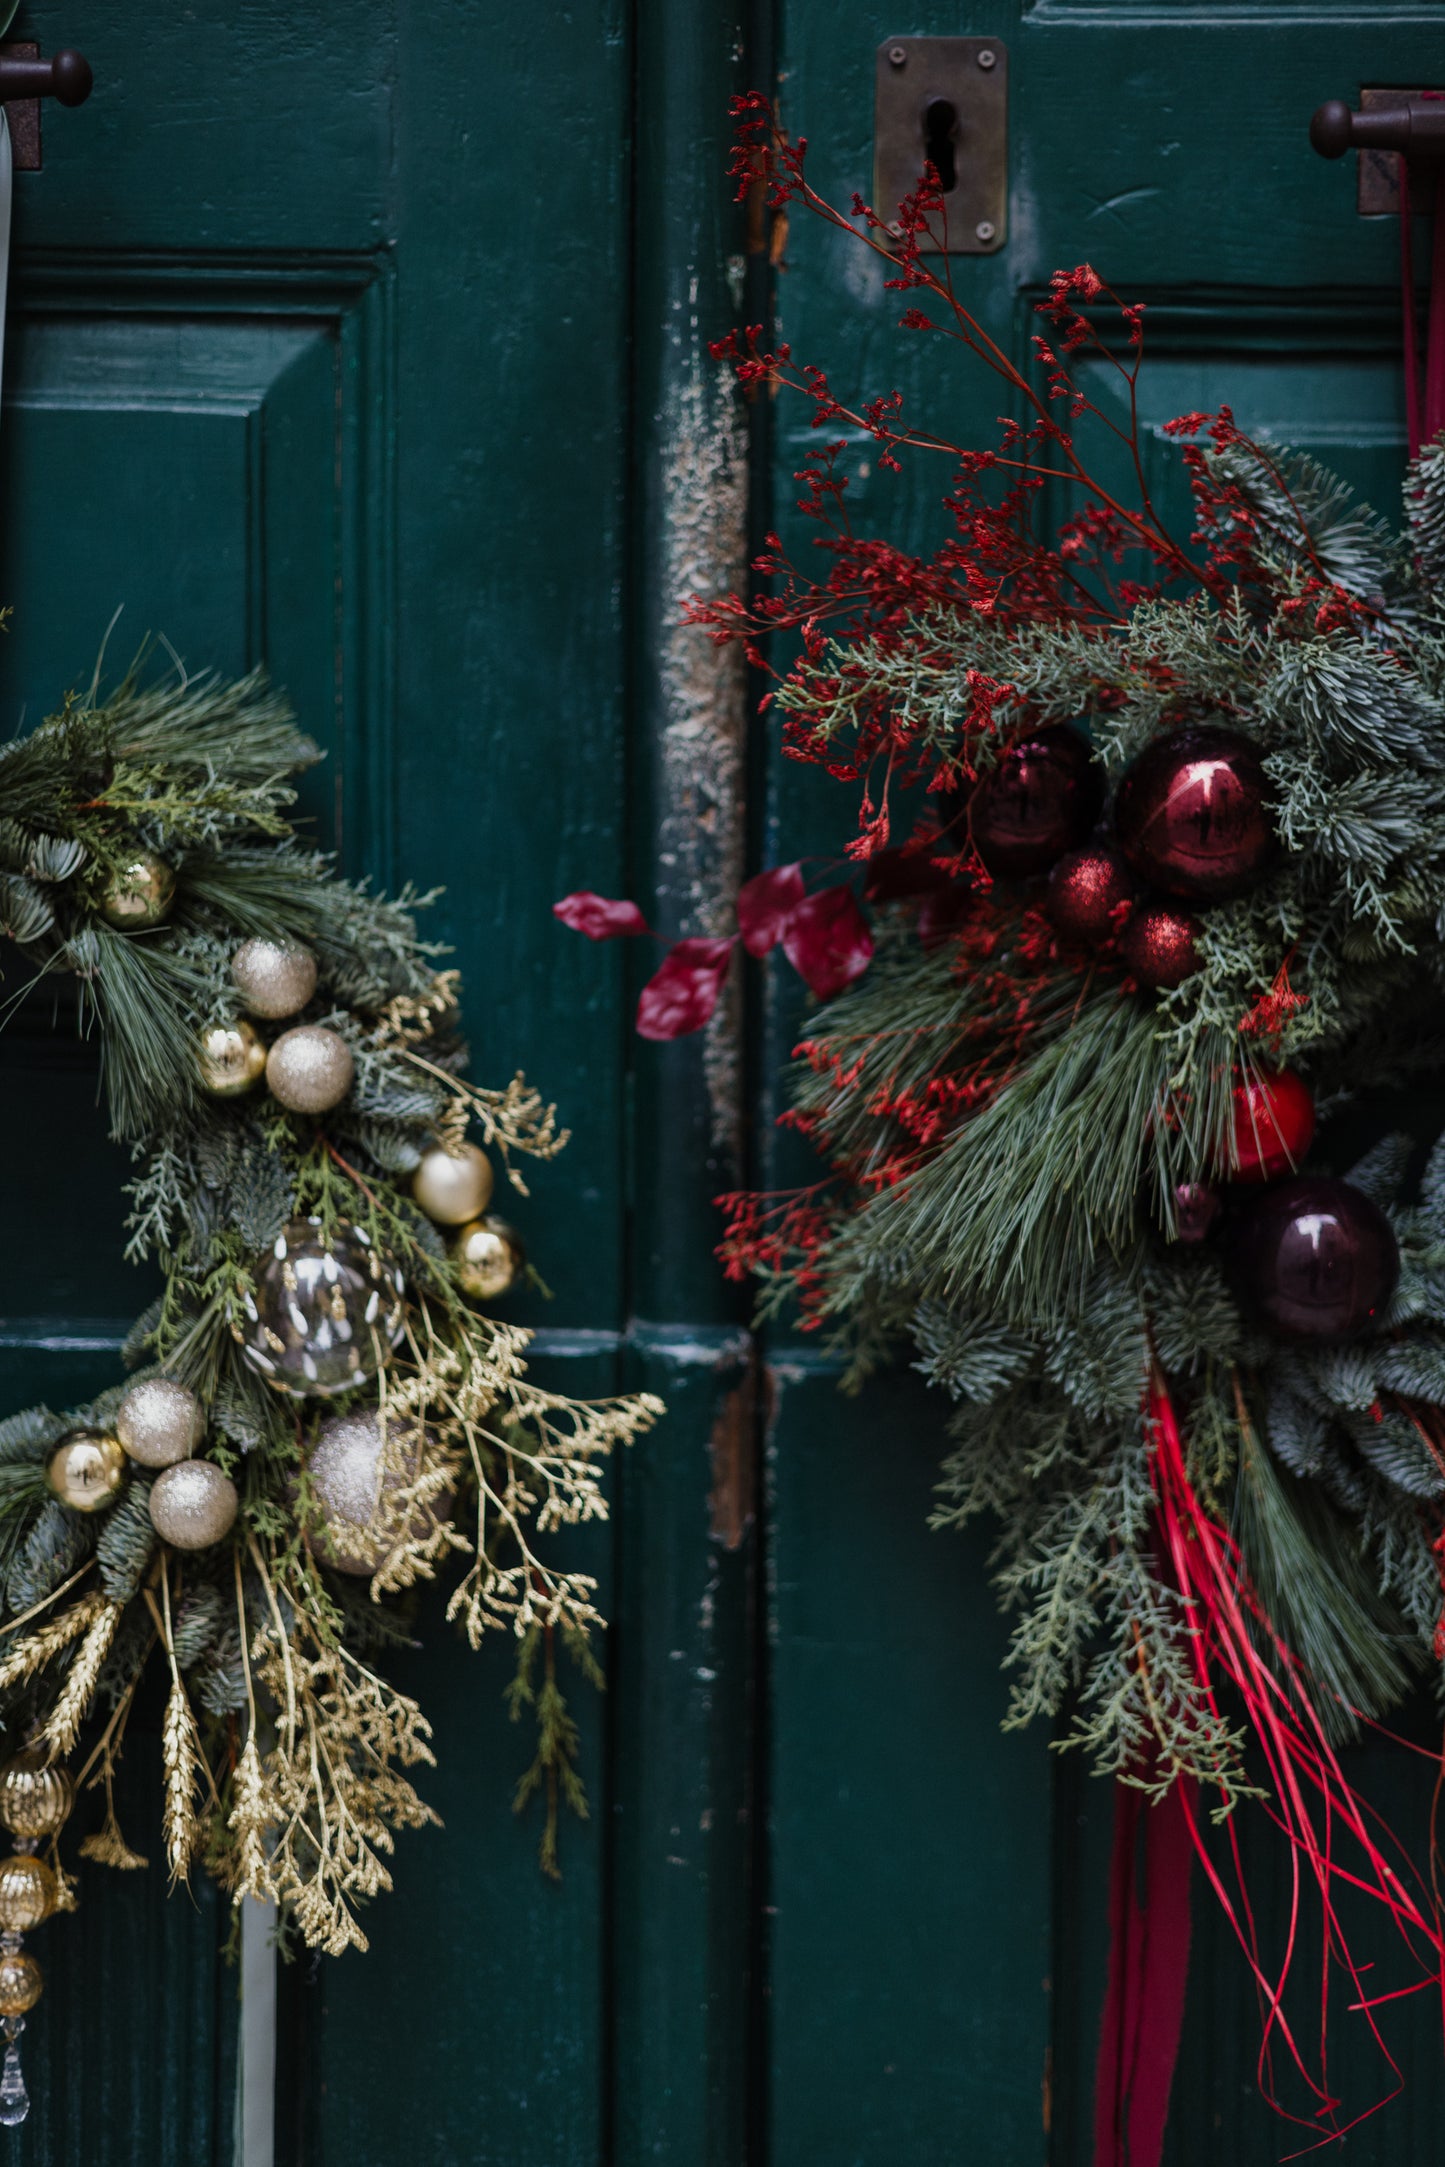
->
[1399,110,1445,456]
[1093,1778,1196,2167]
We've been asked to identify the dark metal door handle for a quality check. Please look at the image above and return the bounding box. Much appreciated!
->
[1311,96,1445,160]
[0,48,91,109]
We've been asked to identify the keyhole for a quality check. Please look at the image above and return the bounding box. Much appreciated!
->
[923,96,958,192]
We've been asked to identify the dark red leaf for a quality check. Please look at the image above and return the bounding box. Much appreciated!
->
[636,937,737,1040]
[553,891,652,940]
[781,887,874,999]
[863,848,952,903]
[736,863,806,957]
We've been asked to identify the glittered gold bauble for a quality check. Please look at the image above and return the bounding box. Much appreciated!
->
[453,1215,525,1302]
[46,1432,125,1514]
[197,1018,268,1097]
[115,1379,204,1469]
[305,1411,440,1576]
[265,1024,354,1114]
[0,1751,74,1842]
[148,1459,238,1550]
[412,1142,494,1226]
[0,1856,56,1935]
[230,937,318,1020]
[0,1952,42,2019]
[242,1218,406,1397]
[98,851,175,930]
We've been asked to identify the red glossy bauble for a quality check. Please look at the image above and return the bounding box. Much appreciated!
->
[970,725,1103,879]
[1045,845,1135,945]
[1232,1176,1399,1338]
[1171,1182,1222,1244]
[1115,725,1275,902]
[1121,903,1202,990]
[1224,1069,1316,1183]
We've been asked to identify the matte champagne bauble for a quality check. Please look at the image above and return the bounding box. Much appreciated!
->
[0,1857,55,1935]
[148,1460,238,1550]
[0,1751,74,1842]
[1232,1176,1399,1338]
[1044,845,1134,946]
[197,1018,268,1097]
[970,725,1102,879]
[115,1379,204,1469]
[0,1953,42,2019]
[265,1025,355,1114]
[1121,902,1202,990]
[453,1216,525,1302]
[230,936,319,1019]
[46,1432,124,1514]
[98,851,175,930]
[1225,1069,1316,1183]
[1115,726,1274,902]
[242,1218,405,1397]
[412,1142,495,1226]
[305,1411,437,1576]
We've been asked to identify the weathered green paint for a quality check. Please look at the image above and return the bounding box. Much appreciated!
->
[0,0,1438,2160]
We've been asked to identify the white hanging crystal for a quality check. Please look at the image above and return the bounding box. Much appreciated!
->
[0,2018,28,2125]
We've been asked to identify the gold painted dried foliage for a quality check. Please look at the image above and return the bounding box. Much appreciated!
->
[0,668,661,1951]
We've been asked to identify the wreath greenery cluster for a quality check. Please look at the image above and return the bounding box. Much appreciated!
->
[0,666,659,1959]
[562,103,1445,2123]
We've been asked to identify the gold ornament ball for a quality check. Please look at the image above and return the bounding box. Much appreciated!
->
[265,1025,355,1115]
[230,937,318,1020]
[412,1142,494,1226]
[0,1855,56,1935]
[0,1750,74,1842]
[453,1216,525,1302]
[305,1411,443,1576]
[148,1460,238,1551]
[197,1018,268,1097]
[46,1432,125,1514]
[99,852,175,930]
[0,1951,42,2018]
[116,1379,204,1469]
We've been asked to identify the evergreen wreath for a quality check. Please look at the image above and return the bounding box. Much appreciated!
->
[562,102,1445,2134]
[0,663,660,2038]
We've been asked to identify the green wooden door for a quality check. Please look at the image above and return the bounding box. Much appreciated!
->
[762,9,1444,2167]
[0,0,1436,2162]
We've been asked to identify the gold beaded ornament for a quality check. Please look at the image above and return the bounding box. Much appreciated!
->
[197,1018,268,1097]
[98,851,175,930]
[453,1215,525,1302]
[0,1744,73,2125]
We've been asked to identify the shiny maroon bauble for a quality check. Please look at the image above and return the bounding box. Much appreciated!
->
[1121,903,1202,990]
[1232,1176,1399,1338]
[1045,845,1135,946]
[1115,725,1275,902]
[1171,1182,1221,1244]
[970,726,1103,879]
[1224,1069,1316,1183]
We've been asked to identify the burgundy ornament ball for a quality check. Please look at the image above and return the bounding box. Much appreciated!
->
[1045,845,1135,946]
[1232,1176,1399,1339]
[970,726,1103,879]
[1171,1182,1221,1245]
[1115,725,1275,902]
[1121,902,1202,990]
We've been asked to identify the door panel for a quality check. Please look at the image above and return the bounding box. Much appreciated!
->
[764,7,1439,2163]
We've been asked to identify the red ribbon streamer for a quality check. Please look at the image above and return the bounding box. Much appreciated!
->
[1093,1778,1196,2167]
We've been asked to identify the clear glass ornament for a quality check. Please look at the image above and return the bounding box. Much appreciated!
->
[242,1218,405,1398]
[0,2018,28,2126]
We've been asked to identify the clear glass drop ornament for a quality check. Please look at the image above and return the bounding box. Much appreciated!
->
[0,2016,28,2125]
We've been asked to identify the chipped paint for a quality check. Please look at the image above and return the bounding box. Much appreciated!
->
[657,273,749,1159]
[707,1356,758,1549]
